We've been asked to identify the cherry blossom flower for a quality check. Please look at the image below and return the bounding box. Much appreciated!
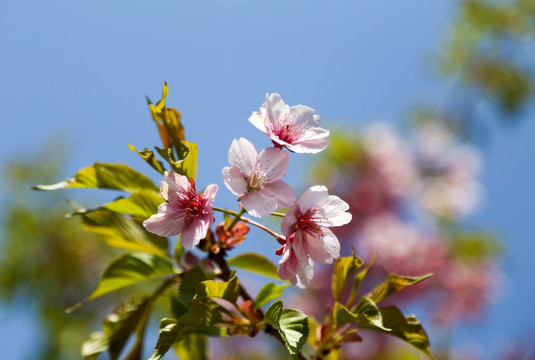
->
[222,138,295,217]
[281,185,352,267]
[248,93,329,153]
[276,234,314,288]
[143,170,218,249]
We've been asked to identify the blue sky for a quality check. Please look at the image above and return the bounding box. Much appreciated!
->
[1,0,534,358]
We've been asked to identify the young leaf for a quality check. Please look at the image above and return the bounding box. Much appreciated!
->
[178,266,208,305]
[80,252,174,304]
[278,309,310,359]
[255,283,289,309]
[33,163,158,193]
[354,297,390,331]
[332,250,364,302]
[196,272,240,304]
[366,273,433,304]
[102,295,153,360]
[359,306,434,359]
[265,300,309,359]
[149,318,179,360]
[155,140,197,180]
[175,333,208,360]
[82,332,108,360]
[347,254,376,307]
[227,253,279,279]
[103,191,163,219]
[75,207,168,257]
[128,143,166,174]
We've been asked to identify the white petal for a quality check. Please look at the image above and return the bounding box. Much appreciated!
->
[291,128,330,154]
[263,180,296,208]
[143,203,184,237]
[317,195,352,227]
[256,147,289,183]
[228,138,257,175]
[295,256,314,288]
[222,166,247,196]
[297,185,329,212]
[241,189,278,217]
[180,217,210,249]
[248,111,268,134]
[264,93,289,126]
[278,244,298,280]
[289,104,317,127]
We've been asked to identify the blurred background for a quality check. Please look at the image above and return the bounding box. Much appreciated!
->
[1,0,535,359]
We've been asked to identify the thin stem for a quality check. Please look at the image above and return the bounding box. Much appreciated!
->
[226,207,246,231]
[213,206,285,244]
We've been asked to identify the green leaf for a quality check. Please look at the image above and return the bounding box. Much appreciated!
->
[149,318,179,360]
[128,143,166,174]
[265,300,283,327]
[227,253,279,279]
[103,295,153,360]
[366,273,433,304]
[79,252,174,305]
[102,191,163,219]
[82,332,108,360]
[347,254,376,307]
[33,162,158,193]
[333,301,358,327]
[354,297,390,331]
[178,266,208,305]
[278,309,309,359]
[175,299,224,343]
[175,333,208,360]
[332,250,364,302]
[155,141,198,180]
[264,301,309,359]
[255,283,289,309]
[359,306,434,359]
[197,272,240,304]
[76,207,168,257]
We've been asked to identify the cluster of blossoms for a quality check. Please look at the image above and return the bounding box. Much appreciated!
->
[296,121,499,330]
[144,93,352,287]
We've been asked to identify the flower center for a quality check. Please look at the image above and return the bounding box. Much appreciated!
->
[272,113,307,144]
[296,210,322,237]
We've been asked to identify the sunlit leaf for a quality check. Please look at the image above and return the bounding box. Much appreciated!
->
[197,272,240,304]
[227,253,279,279]
[354,297,390,331]
[33,163,158,193]
[255,282,289,309]
[265,300,309,359]
[128,143,166,174]
[360,306,434,359]
[75,207,168,257]
[175,333,208,360]
[103,191,163,219]
[366,273,433,304]
[82,332,108,360]
[347,254,376,307]
[74,252,174,307]
[148,318,179,360]
[102,295,153,360]
[332,250,364,302]
[155,140,197,180]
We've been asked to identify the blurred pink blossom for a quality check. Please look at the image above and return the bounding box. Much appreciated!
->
[222,137,295,217]
[143,170,218,249]
[249,93,329,153]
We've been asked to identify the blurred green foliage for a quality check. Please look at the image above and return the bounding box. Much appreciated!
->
[0,142,117,360]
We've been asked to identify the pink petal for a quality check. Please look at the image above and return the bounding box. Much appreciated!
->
[143,203,184,237]
[228,138,257,175]
[222,166,247,196]
[295,256,314,288]
[281,205,299,236]
[180,217,210,249]
[290,128,330,154]
[161,171,189,200]
[294,229,340,264]
[289,104,317,127]
[297,186,329,213]
[256,147,289,183]
[241,189,278,218]
[278,243,298,280]
[263,180,296,208]
[263,93,289,126]
[202,184,219,204]
[317,195,352,227]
